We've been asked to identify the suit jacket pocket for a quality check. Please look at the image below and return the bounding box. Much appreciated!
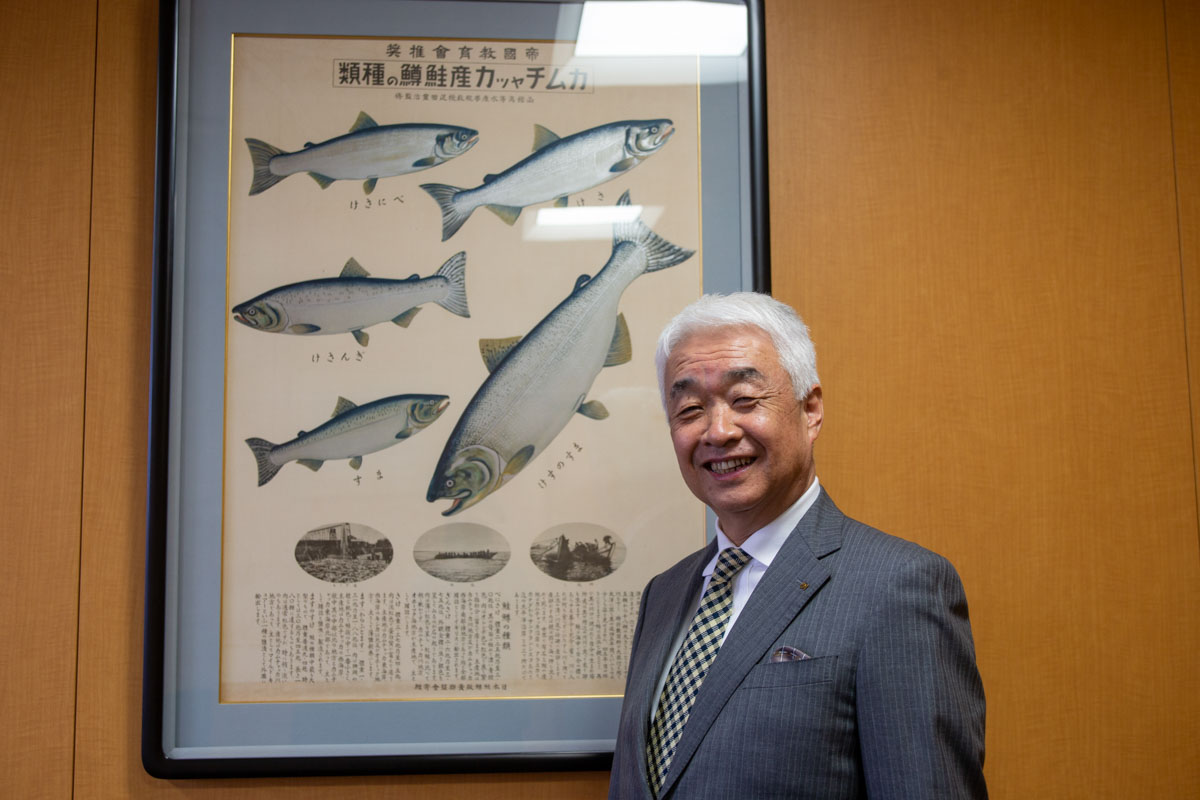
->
[738,655,838,689]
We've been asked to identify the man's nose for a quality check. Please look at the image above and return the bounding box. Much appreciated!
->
[702,404,740,445]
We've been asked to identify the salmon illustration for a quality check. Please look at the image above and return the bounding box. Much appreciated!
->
[231,253,468,347]
[426,192,693,515]
[246,112,478,195]
[421,119,673,240]
[247,394,449,486]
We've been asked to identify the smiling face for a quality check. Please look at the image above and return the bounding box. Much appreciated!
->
[664,325,823,545]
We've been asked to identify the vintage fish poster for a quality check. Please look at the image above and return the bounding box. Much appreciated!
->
[220,34,705,703]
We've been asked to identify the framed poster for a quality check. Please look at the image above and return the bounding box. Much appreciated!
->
[144,0,769,778]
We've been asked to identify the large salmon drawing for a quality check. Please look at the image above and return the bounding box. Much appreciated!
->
[231,253,468,347]
[246,112,478,195]
[421,119,673,240]
[426,192,693,515]
[247,394,449,486]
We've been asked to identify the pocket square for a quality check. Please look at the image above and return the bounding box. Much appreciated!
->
[770,645,811,663]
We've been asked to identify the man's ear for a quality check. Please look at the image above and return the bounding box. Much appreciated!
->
[803,385,823,440]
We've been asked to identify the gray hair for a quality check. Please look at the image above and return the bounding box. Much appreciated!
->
[655,292,819,407]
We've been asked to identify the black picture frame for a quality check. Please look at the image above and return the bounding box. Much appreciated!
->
[144,0,768,779]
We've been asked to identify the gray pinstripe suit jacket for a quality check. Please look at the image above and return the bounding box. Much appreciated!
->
[609,489,987,799]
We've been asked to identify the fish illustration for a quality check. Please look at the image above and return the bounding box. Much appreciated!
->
[246,112,478,195]
[246,394,449,486]
[421,119,674,240]
[231,252,469,347]
[427,192,693,515]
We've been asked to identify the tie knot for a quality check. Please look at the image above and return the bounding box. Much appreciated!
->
[712,547,751,584]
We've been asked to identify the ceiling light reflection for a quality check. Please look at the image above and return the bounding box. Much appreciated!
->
[526,204,661,241]
[574,1,748,57]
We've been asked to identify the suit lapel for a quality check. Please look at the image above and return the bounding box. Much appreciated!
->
[658,491,845,797]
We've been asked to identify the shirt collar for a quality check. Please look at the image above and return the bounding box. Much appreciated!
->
[706,477,821,575]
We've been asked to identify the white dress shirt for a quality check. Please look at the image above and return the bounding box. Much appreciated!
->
[647,477,822,725]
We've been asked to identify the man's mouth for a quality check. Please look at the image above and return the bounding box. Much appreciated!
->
[706,457,755,475]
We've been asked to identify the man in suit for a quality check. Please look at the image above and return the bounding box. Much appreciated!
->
[610,293,986,799]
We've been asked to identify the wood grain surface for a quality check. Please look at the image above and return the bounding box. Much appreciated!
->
[0,1,97,797]
[1167,0,1200,532]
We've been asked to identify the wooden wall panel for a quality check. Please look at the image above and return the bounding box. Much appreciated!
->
[0,2,97,798]
[1158,1,1200,788]
[766,0,1200,798]
[1167,0,1200,530]
[75,0,163,796]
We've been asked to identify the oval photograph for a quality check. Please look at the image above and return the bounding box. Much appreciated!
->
[530,523,626,582]
[414,522,510,583]
[294,521,393,584]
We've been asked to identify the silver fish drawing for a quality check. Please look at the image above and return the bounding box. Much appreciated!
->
[421,119,674,240]
[247,112,478,195]
[247,394,449,486]
[231,252,469,347]
[426,191,693,515]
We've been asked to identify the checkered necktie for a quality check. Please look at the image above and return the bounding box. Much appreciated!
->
[646,546,752,796]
